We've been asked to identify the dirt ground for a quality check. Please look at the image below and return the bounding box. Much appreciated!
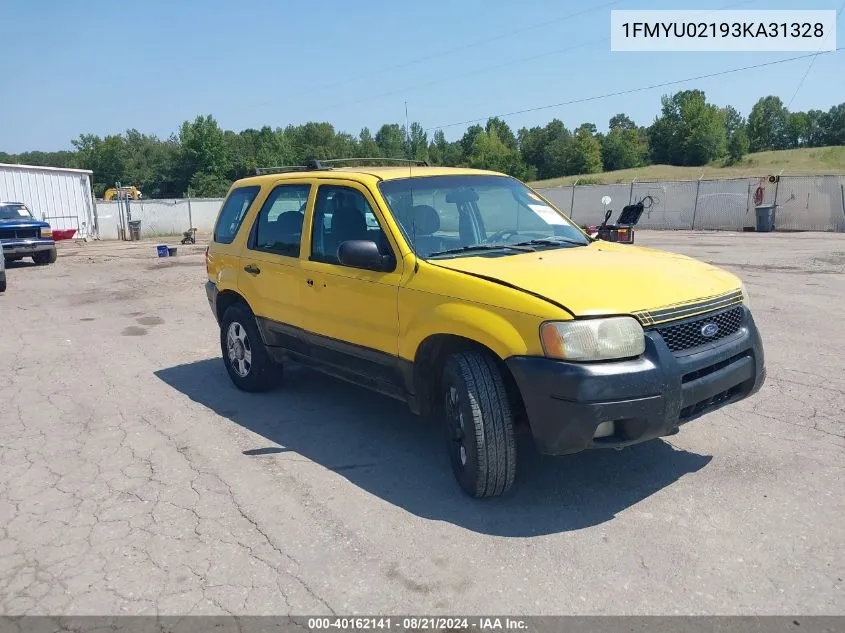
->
[0,231,842,616]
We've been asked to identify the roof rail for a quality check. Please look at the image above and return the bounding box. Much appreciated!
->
[316,158,429,167]
[254,159,324,175]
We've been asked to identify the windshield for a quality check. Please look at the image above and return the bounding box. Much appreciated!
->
[0,204,34,220]
[378,175,589,259]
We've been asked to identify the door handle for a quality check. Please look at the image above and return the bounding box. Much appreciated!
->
[244,264,261,275]
[306,278,314,286]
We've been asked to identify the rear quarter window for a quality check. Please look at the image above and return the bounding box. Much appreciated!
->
[213,186,261,244]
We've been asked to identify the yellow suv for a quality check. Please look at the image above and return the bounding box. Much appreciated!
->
[205,160,766,498]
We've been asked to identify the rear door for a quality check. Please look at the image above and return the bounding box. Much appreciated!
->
[207,185,263,294]
[237,180,314,340]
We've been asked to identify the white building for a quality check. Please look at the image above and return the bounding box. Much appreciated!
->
[0,163,97,239]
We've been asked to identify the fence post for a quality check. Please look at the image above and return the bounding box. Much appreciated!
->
[746,180,752,219]
[187,196,193,230]
[570,181,578,220]
[840,184,845,230]
[691,175,702,230]
[628,179,635,205]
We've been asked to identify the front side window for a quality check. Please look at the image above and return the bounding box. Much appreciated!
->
[251,184,310,257]
[213,186,260,244]
[311,185,392,265]
[378,175,588,259]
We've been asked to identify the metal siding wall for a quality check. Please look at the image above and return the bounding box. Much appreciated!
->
[0,165,95,237]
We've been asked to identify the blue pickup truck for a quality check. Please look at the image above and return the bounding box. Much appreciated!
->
[0,202,57,266]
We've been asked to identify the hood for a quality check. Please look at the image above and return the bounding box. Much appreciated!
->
[0,218,49,228]
[430,242,741,319]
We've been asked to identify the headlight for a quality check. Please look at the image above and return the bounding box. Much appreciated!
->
[41,227,52,237]
[540,316,645,361]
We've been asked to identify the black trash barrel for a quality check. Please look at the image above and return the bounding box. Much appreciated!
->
[754,205,776,232]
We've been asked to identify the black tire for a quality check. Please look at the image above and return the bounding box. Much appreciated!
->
[442,350,517,498]
[219,302,281,392]
[0,275,6,293]
[33,248,57,265]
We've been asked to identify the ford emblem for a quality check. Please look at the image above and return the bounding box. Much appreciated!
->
[701,322,719,338]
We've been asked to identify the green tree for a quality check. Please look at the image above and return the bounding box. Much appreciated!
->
[178,115,228,194]
[568,126,603,174]
[601,114,648,171]
[747,96,789,151]
[359,127,381,157]
[721,106,748,164]
[726,126,749,164]
[820,103,845,145]
[375,124,406,158]
[485,117,517,150]
[408,122,428,161]
[428,130,462,166]
[649,90,726,166]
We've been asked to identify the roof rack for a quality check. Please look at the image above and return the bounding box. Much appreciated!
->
[316,158,429,167]
[254,160,324,175]
[254,157,429,176]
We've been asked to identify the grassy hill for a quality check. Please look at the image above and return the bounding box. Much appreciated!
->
[529,146,845,187]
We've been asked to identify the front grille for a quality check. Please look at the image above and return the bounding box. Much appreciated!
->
[0,228,39,240]
[656,306,743,353]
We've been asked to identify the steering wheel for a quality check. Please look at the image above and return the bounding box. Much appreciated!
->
[485,230,520,244]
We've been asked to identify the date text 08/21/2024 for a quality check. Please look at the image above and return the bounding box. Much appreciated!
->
[306,617,528,630]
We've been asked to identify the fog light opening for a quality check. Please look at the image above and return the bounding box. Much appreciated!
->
[593,421,615,439]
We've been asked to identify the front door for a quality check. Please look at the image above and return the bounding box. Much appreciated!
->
[299,180,404,390]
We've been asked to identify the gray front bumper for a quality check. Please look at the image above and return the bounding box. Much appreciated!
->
[1,239,56,256]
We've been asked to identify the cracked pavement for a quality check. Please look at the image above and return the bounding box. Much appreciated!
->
[0,232,842,616]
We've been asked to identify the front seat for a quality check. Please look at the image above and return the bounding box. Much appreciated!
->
[407,205,442,256]
[329,196,368,262]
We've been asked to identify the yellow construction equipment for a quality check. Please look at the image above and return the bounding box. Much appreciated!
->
[103,186,142,200]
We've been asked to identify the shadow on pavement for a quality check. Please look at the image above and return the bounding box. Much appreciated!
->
[155,359,712,536]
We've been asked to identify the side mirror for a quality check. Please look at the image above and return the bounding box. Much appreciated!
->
[337,240,393,272]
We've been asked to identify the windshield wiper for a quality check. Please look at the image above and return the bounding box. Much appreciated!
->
[427,243,536,257]
[513,237,587,248]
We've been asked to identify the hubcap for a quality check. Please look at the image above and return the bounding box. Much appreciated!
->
[226,322,252,378]
[446,385,467,468]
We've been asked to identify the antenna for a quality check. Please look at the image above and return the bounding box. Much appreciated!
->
[405,100,415,252]
[404,101,410,160]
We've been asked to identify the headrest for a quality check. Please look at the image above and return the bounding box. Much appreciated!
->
[274,211,303,233]
[408,205,440,236]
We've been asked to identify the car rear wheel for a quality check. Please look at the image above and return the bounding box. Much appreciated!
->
[0,274,6,293]
[32,248,57,265]
[442,350,517,498]
[220,303,281,392]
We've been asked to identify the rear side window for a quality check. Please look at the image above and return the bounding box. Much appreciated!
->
[251,184,310,257]
[213,186,260,244]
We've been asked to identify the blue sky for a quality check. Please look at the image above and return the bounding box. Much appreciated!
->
[1,0,843,152]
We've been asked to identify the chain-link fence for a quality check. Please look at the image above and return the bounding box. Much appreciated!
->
[536,175,845,232]
[92,175,845,239]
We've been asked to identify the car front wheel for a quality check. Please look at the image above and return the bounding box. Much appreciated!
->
[442,350,517,498]
[33,248,57,265]
[220,303,281,392]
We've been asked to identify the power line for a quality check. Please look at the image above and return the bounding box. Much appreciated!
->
[306,0,764,118]
[787,0,845,108]
[291,1,625,100]
[425,48,845,132]
[310,36,607,115]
